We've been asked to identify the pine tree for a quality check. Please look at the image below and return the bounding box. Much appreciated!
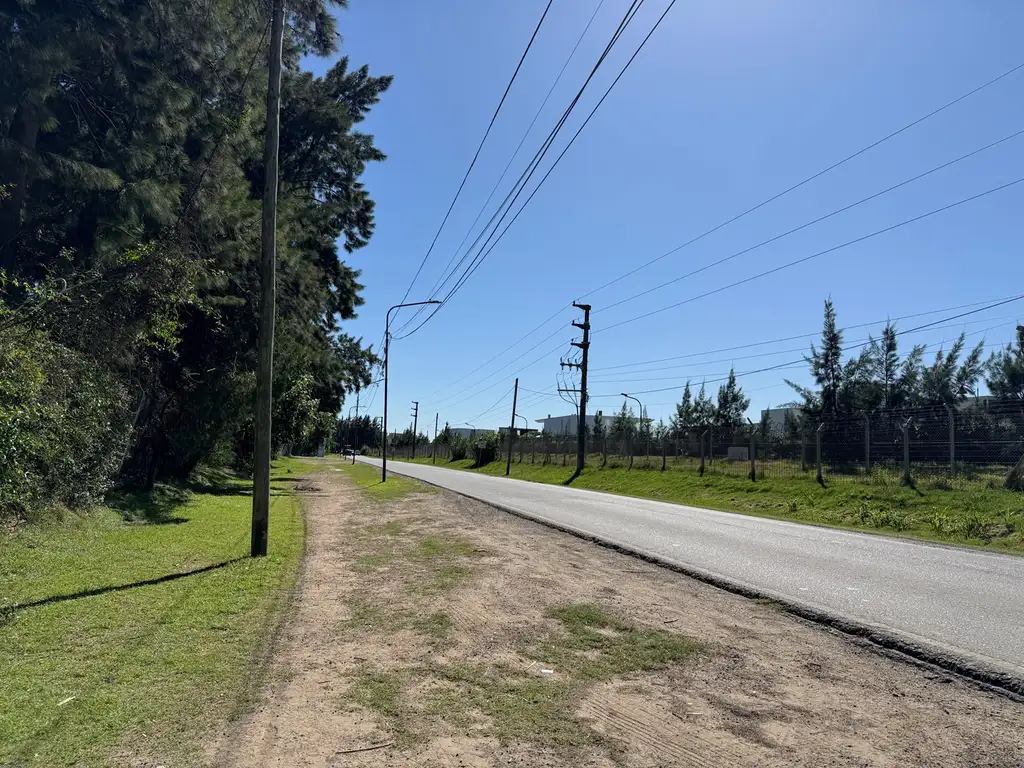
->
[693,382,715,428]
[921,334,985,405]
[592,410,605,439]
[811,299,844,418]
[714,368,750,429]
[611,403,634,438]
[670,380,694,437]
[986,326,1024,401]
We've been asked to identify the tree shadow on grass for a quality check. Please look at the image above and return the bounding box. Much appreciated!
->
[562,468,583,486]
[1,557,248,623]
[106,485,192,525]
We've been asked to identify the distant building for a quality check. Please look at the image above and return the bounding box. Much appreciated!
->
[535,411,604,435]
[497,426,538,437]
[760,404,802,434]
[447,427,493,439]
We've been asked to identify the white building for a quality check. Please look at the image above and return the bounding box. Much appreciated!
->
[535,411,604,435]
[760,404,802,434]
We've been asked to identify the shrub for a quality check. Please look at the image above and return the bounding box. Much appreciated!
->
[1,330,132,520]
[449,435,468,461]
[472,432,502,467]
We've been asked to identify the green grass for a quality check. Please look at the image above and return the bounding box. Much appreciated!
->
[350,669,404,719]
[398,457,1024,553]
[0,461,306,767]
[535,603,699,681]
[335,460,425,501]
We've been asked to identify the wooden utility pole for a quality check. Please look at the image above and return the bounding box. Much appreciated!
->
[432,412,439,464]
[410,401,419,459]
[558,303,591,474]
[250,0,286,558]
[506,378,519,476]
[351,389,360,466]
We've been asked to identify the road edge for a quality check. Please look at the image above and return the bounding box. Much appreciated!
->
[369,459,1024,699]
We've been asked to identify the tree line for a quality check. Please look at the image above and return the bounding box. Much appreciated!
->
[1,0,389,519]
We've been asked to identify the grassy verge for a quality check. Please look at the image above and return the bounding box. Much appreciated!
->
[0,459,308,767]
[395,457,1024,553]
[334,459,427,501]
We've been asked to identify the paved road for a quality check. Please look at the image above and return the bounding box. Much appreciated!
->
[359,457,1024,681]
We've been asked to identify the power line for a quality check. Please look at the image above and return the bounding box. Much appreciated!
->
[397,0,678,338]
[433,327,568,409]
[598,175,1024,333]
[590,318,1017,385]
[430,0,679,315]
[391,0,555,325]
[577,59,1024,302]
[396,0,648,336]
[590,295,1024,396]
[597,127,1024,314]
[422,305,571,400]
[589,297,1024,372]
[397,0,610,335]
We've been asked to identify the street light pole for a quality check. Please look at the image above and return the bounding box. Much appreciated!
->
[382,300,440,483]
[621,393,645,436]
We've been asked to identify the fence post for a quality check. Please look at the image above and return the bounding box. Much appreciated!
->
[699,430,707,476]
[661,438,667,471]
[863,412,871,474]
[602,437,608,468]
[815,423,824,485]
[901,418,912,485]
[628,435,634,470]
[519,437,524,464]
[749,431,757,481]
[945,403,955,476]
[800,432,807,472]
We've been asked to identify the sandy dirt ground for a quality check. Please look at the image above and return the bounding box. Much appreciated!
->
[209,462,1024,767]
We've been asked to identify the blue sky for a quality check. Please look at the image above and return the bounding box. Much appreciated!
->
[305,0,1024,434]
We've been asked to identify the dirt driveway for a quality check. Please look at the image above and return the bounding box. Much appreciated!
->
[210,461,1023,767]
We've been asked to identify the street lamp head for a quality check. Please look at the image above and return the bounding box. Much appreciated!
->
[621,392,629,398]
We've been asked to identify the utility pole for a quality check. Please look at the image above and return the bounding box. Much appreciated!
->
[558,303,591,474]
[410,401,419,459]
[432,412,439,464]
[506,378,519,476]
[250,0,286,558]
[350,389,360,466]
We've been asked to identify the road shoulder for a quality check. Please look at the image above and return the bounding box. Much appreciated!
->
[216,460,1023,767]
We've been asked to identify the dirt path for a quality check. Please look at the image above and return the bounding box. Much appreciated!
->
[211,462,1023,767]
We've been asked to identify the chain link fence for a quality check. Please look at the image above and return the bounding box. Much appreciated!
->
[392,402,1024,487]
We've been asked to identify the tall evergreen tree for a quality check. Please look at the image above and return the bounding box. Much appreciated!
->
[714,368,750,429]
[693,381,715,428]
[669,380,694,437]
[986,326,1024,401]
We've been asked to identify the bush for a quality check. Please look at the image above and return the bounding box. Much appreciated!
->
[449,435,468,461]
[1,330,132,520]
[472,432,502,467]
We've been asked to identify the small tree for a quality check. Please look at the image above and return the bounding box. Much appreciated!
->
[611,403,634,439]
[986,326,1024,402]
[669,380,694,437]
[714,368,749,430]
[592,410,605,440]
[693,382,715,428]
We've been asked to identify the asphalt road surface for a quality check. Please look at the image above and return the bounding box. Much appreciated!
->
[358,457,1024,682]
